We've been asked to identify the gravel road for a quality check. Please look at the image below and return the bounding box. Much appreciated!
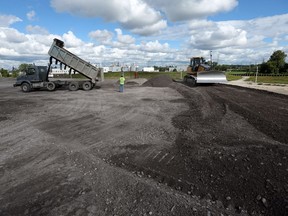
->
[0,77,287,216]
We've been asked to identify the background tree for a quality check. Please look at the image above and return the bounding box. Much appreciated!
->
[268,50,286,73]
[0,68,10,77]
[18,63,29,71]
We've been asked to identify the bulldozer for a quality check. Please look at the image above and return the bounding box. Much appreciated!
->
[183,57,227,86]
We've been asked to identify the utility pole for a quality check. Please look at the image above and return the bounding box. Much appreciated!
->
[210,51,213,67]
[255,65,258,83]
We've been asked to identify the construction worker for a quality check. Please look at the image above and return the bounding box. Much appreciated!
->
[119,75,125,92]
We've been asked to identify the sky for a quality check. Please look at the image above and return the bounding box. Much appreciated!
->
[0,0,288,69]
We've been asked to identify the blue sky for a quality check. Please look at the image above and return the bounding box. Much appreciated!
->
[0,0,288,69]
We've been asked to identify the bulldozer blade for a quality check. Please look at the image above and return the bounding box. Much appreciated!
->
[196,71,227,84]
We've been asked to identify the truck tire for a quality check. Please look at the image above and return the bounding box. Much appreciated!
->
[47,82,56,91]
[68,82,79,91]
[82,81,92,91]
[21,83,31,92]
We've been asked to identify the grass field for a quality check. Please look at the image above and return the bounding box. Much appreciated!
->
[226,73,242,81]
[226,71,288,84]
[246,76,288,84]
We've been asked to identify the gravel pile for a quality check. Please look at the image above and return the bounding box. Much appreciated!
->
[142,75,174,87]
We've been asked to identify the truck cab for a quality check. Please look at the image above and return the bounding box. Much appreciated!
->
[14,66,49,92]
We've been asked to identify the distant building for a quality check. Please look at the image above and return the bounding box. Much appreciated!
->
[109,66,122,72]
[51,68,70,75]
[49,68,79,77]
[168,66,176,72]
[143,67,156,72]
[102,67,110,73]
[176,65,188,72]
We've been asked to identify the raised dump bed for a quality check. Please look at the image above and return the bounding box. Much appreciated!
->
[48,38,101,84]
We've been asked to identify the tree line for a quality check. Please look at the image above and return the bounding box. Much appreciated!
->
[259,50,287,74]
[214,50,288,74]
[0,64,30,78]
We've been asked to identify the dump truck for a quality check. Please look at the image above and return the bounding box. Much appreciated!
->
[14,38,102,92]
[183,57,227,86]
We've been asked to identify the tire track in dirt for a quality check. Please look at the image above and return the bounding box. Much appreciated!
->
[206,85,288,144]
[34,87,173,158]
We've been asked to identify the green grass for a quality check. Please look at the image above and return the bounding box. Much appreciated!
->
[225,71,288,84]
[226,73,242,81]
[245,76,288,84]
[226,71,250,75]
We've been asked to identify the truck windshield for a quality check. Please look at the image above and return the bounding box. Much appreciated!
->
[27,68,36,75]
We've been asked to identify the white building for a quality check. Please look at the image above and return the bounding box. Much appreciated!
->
[109,66,122,72]
[102,67,110,73]
[143,67,156,72]
[49,68,79,77]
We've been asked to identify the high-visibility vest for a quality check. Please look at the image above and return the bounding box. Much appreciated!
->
[120,77,125,85]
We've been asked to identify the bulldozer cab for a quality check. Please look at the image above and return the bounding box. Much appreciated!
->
[190,57,204,67]
[189,57,208,72]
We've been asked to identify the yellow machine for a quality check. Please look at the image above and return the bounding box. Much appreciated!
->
[184,57,227,86]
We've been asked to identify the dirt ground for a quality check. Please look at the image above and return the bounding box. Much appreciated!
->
[0,77,287,216]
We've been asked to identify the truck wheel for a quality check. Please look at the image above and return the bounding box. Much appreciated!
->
[82,81,92,91]
[21,83,31,92]
[47,82,56,91]
[68,82,79,91]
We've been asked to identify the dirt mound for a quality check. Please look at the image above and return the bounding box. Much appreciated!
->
[126,81,139,85]
[142,75,173,87]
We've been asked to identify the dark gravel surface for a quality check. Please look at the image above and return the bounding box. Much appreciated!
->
[169,83,288,215]
[1,77,287,216]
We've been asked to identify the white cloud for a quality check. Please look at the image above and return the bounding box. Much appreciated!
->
[0,27,28,43]
[26,25,49,35]
[89,28,136,48]
[63,31,84,47]
[27,10,36,21]
[223,14,288,40]
[0,15,22,27]
[164,14,288,64]
[89,29,113,44]
[0,27,58,65]
[0,47,19,56]
[115,28,135,44]
[130,20,167,36]
[188,20,247,50]
[140,40,170,53]
[144,0,238,21]
[51,0,167,35]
